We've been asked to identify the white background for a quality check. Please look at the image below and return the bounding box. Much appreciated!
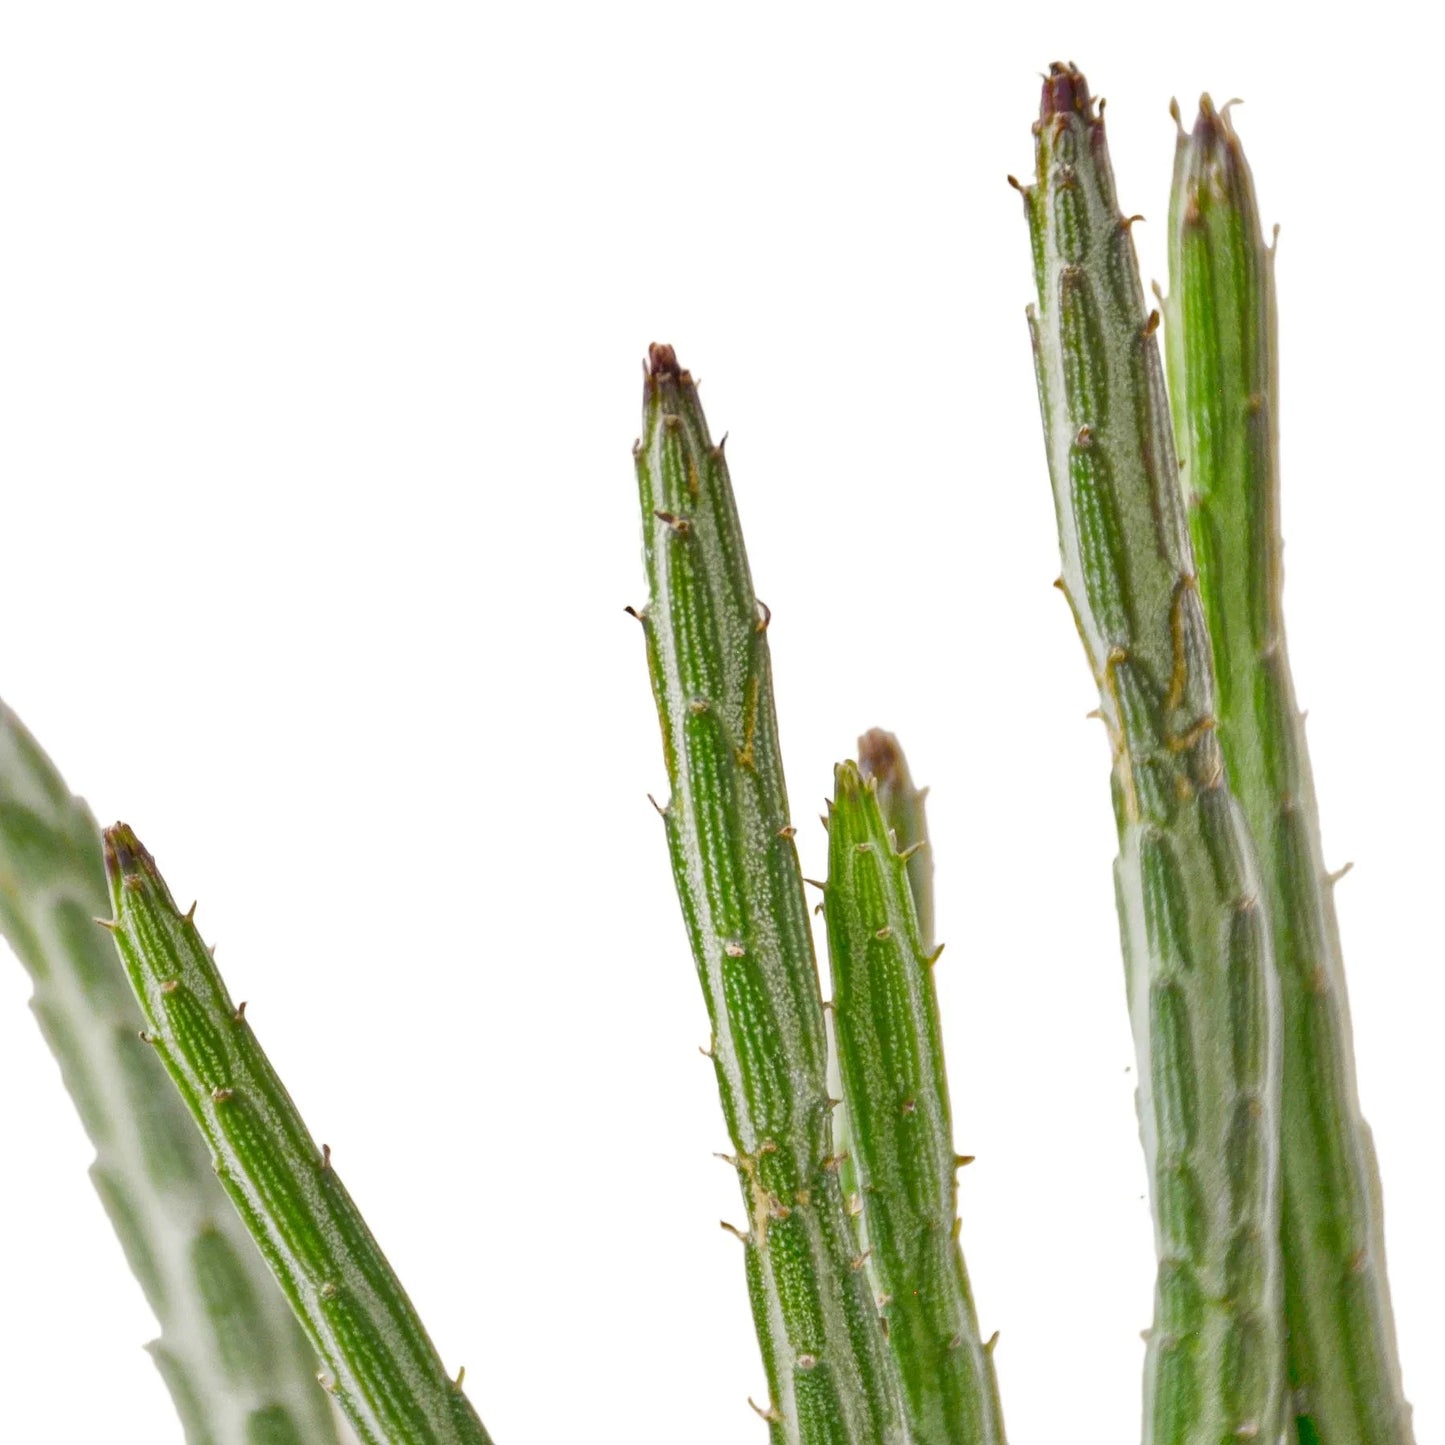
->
[0,3,1439,1440]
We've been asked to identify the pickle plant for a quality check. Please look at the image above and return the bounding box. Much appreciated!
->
[1018,62,1411,1444]
[0,57,1415,1445]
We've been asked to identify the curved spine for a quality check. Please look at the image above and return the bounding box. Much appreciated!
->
[1020,64,1285,1442]
[632,344,907,1444]
[0,703,342,1445]
[1164,97,1413,1444]
[102,824,493,1445]
[823,758,1006,1445]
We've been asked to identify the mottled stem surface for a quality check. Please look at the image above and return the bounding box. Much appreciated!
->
[1021,63,1286,1443]
[824,759,1006,1445]
[0,704,341,1445]
[104,824,493,1445]
[632,345,907,1444]
[1165,96,1413,1445]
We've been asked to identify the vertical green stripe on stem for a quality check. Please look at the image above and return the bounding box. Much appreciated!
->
[1164,96,1413,1445]
[1020,63,1286,1443]
[0,703,342,1445]
[824,758,1006,1445]
[103,824,493,1445]
[632,345,907,1444]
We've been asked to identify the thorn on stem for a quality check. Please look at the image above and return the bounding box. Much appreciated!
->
[234,1001,248,1022]
[321,1144,333,1170]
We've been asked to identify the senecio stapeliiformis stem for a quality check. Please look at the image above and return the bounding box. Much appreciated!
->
[1019,64,1286,1441]
[102,824,494,1445]
[0,704,342,1445]
[857,732,935,955]
[631,344,908,1444]
[823,755,1007,1445]
[1164,97,1414,1445]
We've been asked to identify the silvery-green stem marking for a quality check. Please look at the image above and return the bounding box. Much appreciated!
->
[632,344,908,1444]
[857,732,934,952]
[1164,96,1413,1445]
[0,703,342,1445]
[1020,63,1286,1442]
[103,824,494,1445]
[823,757,1006,1445]
[830,732,937,1248]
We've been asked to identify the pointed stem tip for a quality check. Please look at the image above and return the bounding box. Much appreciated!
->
[1039,61,1093,122]
[647,342,684,382]
[103,823,156,885]
[1190,93,1243,151]
[857,729,905,792]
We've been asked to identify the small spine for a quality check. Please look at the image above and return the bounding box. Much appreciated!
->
[857,731,934,950]
[103,823,494,1445]
[632,344,907,1444]
[1020,63,1286,1442]
[1164,96,1413,1444]
[824,758,1006,1445]
[0,702,341,1445]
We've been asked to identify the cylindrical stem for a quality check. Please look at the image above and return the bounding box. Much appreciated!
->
[857,730,934,952]
[103,823,494,1445]
[1164,96,1413,1445]
[1021,63,1287,1443]
[632,345,907,1444]
[0,702,343,1445]
[824,758,1007,1445]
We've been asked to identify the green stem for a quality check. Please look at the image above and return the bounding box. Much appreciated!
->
[0,703,342,1445]
[102,823,493,1445]
[830,731,936,1269]
[856,731,934,951]
[1020,63,1286,1442]
[823,758,1006,1445]
[1164,96,1414,1445]
[632,344,907,1444]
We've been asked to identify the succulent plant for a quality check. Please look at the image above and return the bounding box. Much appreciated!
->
[823,756,1005,1444]
[0,55,1417,1445]
[630,344,911,1444]
[1163,94,1412,1445]
[101,823,494,1445]
[0,704,344,1445]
